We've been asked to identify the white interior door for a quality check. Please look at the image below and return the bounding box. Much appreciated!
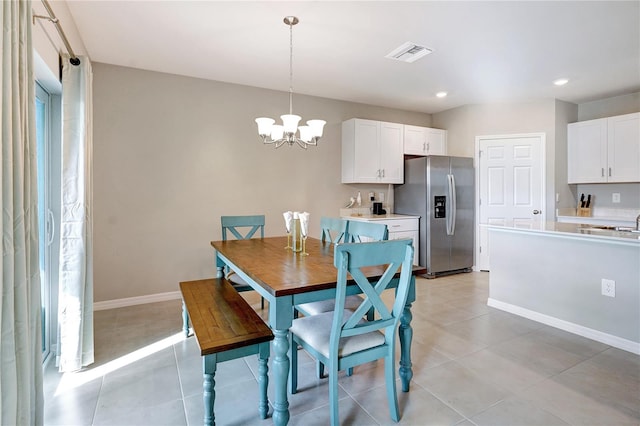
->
[476,134,545,271]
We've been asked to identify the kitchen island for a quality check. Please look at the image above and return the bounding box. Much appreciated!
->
[488,222,640,354]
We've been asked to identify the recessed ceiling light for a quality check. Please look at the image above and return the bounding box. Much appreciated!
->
[436,91,448,98]
[554,78,569,86]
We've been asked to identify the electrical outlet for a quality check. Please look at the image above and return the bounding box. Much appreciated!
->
[612,193,621,203]
[601,279,616,297]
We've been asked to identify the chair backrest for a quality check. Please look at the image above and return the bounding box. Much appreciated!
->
[331,239,414,348]
[221,215,265,241]
[320,217,347,244]
[345,220,388,242]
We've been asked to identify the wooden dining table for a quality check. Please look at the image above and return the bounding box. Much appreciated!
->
[211,236,427,426]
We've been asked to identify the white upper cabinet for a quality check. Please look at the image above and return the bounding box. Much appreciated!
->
[608,113,640,182]
[568,112,640,183]
[403,125,447,156]
[342,119,404,184]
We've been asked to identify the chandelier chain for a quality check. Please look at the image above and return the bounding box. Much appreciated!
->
[288,20,294,115]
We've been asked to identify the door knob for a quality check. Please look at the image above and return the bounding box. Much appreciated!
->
[533,209,541,215]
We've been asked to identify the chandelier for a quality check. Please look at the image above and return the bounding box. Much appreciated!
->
[255,16,326,149]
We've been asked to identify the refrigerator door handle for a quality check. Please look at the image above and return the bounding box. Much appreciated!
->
[447,173,456,235]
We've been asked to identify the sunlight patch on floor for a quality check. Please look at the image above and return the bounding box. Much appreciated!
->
[55,331,185,395]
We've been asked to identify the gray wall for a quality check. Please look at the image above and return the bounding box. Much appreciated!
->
[432,100,561,218]
[93,63,639,303]
[432,94,640,215]
[490,228,639,348]
[92,63,430,302]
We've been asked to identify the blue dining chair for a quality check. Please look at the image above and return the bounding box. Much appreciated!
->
[296,218,388,377]
[289,239,415,425]
[320,216,347,244]
[221,215,266,309]
[297,218,387,317]
[344,220,389,242]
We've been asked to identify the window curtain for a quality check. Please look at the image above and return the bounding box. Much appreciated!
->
[56,55,94,372]
[0,1,44,424]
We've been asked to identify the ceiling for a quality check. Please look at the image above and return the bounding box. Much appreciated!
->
[64,1,640,114]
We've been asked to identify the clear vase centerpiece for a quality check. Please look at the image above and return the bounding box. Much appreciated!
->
[299,212,310,256]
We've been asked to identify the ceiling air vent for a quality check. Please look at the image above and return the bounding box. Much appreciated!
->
[385,42,433,63]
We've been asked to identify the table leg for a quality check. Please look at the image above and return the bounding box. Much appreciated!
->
[271,329,290,426]
[399,278,415,392]
[215,252,224,278]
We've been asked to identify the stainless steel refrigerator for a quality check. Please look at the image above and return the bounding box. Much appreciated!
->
[395,156,474,277]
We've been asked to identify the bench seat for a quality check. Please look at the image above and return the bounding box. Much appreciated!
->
[180,278,274,425]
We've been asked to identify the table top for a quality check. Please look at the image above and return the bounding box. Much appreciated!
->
[211,236,426,297]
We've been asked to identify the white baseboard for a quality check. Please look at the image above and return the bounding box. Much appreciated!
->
[94,291,182,311]
[487,298,640,355]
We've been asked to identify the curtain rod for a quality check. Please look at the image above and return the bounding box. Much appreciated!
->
[33,0,80,66]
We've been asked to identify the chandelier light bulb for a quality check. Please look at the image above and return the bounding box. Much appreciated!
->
[254,16,326,149]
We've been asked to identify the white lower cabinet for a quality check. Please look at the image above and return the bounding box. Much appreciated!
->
[342,215,420,265]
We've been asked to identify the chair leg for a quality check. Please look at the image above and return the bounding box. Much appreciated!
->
[329,361,340,425]
[346,367,353,377]
[260,296,265,310]
[316,360,325,379]
[257,344,269,419]
[385,354,400,422]
[290,337,298,394]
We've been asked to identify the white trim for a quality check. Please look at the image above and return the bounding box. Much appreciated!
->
[94,291,182,311]
[488,298,640,355]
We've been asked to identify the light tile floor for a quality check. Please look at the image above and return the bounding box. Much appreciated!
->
[43,272,640,425]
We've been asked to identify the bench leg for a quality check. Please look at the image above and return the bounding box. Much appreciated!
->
[182,300,190,337]
[258,343,270,419]
[203,355,216,426]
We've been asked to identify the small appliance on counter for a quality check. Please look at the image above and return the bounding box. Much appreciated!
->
[372,202,386,215]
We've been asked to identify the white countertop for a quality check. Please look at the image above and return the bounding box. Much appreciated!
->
[489,221,640,243]
[340,213,420,221]
[556,207,639,227]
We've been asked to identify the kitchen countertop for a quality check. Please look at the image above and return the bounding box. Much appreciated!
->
[556,207,639,227]
[489,221,640,243]
[340,213,420,220]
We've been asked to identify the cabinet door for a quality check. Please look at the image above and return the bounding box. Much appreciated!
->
[379,121,404,183]
[426,128,447,155]
[567,118,607,183]
[388,230,419,265]
[352,119,381,183]
[607,113,640,182]
[404,125,427,155]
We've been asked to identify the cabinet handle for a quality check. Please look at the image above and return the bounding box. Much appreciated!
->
[609,167,612,177]
[427,143,430,152]
[382,169,385,177]
[423,142,426,152]
[601,168,604,177]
